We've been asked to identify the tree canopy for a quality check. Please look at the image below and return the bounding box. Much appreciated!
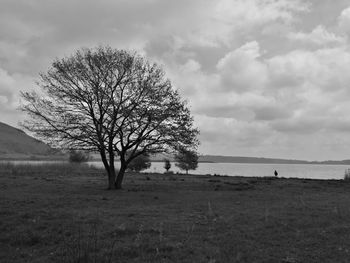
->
[175,148,198,174]
[21,46,199,189]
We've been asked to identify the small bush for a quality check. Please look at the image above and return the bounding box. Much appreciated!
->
[128,153,151,172]
[163,159,171,173]
[69,150,90,163]
[344,169,350,180]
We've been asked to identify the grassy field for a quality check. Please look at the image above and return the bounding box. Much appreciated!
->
[1,163,350,262]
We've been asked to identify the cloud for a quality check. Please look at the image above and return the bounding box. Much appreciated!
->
[196,114,272,154]
[2,0,350,159]
[338,6,350,34]
[0,68,35,126]
[287,25,346,46]
[265,46,350,138]
[200,0,309,46]
[216,41,268,92]
[268,47,350,93]
[0,0,308,78]
[181,36,350,158]
[172,38,350,130]
[253,105,292,121]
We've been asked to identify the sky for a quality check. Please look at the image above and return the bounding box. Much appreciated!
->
[1,0,350,161]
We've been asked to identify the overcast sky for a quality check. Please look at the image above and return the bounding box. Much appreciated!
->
[2,0,350,160]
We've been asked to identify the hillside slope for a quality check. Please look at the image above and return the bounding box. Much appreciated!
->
[199,155,350,165]
[151,154,350,165]
[0,122,60,159]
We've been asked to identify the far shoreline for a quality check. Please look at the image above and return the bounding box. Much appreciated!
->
[2,156,350,166]
[0,160,348,181]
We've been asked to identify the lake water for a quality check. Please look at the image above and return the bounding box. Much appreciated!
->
[2,160,349,180]
[129,162,349,180]
[133,162,348,180]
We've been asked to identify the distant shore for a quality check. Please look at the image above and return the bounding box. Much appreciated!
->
[2,155,350,165]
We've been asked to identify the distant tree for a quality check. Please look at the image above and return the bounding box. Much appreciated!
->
[175,148,198,174]
[21,46,199,189]
[128,153,151,172]
[69,150,90,163]
[164,158,171,172]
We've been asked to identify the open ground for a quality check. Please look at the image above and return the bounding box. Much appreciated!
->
[1,163,350,262]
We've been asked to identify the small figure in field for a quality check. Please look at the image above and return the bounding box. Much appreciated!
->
[274,170,278,177]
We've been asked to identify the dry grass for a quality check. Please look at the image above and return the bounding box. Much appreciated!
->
[1,163,350,262]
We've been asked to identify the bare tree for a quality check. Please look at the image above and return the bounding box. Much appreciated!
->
[21,46,199,189]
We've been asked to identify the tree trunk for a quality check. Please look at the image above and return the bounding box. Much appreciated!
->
[108,168,117,190]
[108,150,117,190]
[115,164,127,189]
[98,149,116,189]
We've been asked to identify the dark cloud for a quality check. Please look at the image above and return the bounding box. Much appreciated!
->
[253,106,292,121]
[196,105,254,120]
[271,117,325,134]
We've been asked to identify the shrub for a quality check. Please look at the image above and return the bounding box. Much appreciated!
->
[69,150,90,163]
[128,153,151,172]
[344,169,350,180]
[164,159,171,173]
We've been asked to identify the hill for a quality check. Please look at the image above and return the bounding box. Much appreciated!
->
[150,154,350,165]
[146,153,350,165]
[199,155,350,165]
[0,122,63,160]
[198,155,310,164]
